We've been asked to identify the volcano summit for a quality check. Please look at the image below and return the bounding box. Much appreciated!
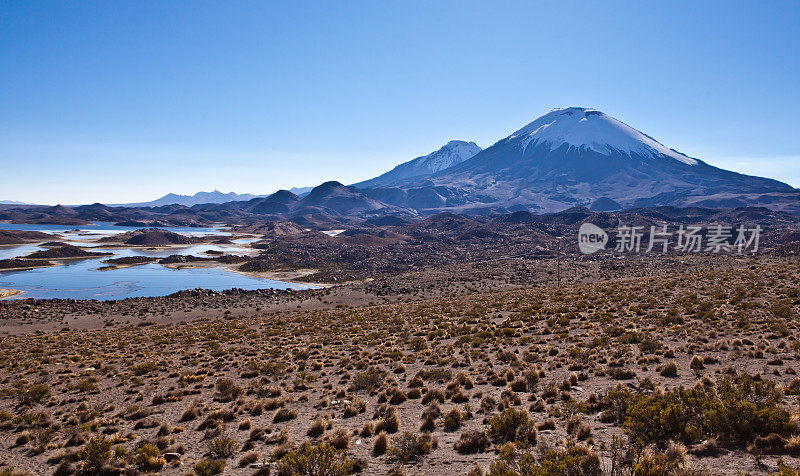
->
[356,107,797,214]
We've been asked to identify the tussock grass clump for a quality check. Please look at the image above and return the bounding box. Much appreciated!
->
[238,451,259,467]
[273,407,298,423]
[455,430,490,454]
[373,431,388,455]
[307,415,332,438]
[443,407,464,431]
[659,361,679,377]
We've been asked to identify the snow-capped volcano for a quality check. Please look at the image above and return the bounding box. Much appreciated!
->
[358,107,794,213]
[354,140,481,188]
[508,107,697,165]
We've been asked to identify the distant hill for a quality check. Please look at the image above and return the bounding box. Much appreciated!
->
[118,190,265,207]
[288,186,313,196]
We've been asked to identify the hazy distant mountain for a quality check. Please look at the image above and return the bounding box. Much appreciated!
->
[120,190,264,207]
[359,107,795,213]
[288,186,313,196]
[353,140,481,188]
[0,200,32,205]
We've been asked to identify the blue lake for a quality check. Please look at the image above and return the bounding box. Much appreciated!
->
[0,222,314,300]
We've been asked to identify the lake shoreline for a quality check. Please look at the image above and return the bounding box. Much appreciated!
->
[0,289,23,299]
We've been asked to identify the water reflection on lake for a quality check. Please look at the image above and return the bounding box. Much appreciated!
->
[0,222,311,300]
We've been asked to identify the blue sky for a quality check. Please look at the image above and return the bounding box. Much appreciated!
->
[1,1,798,204]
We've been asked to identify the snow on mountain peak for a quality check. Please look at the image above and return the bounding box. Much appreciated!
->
[426,140,482,172]
[353,140,482,188]
[508,107,698,165]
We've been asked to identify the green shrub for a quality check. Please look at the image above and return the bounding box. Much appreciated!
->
[194,458,225,476]
[443,407,464,431]
[208,436,240,458]
[624,374,796,447]
[708,374,794,444]
[624,385,710,447]
[351,367,387,392]
[600,385,634,424]
[390,432,435,463]
[215,378,243,400]
[134,444,166,471]
[488,439,601,476]
[488,408,531,444]
[78,435,112,471]
[15,383,50,405]
[276,442,352,475]
[132,361,159,375]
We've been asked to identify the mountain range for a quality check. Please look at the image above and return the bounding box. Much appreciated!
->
[4,107,798,219]
[353,107,796,213]
[118,190,265,207]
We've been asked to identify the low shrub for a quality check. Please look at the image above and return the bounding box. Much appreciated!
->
[276,442,352,476]
[351,367,387,392]
[488,439,601,476]
[488,408,531,444]
[455,430,490,454]
[207,436,239,458]
[193,458,225,476]
[624,374,796,447]
[390,432,435,463]
[78,435,112,471]
[215,378,243,401]
[134,444,165,471]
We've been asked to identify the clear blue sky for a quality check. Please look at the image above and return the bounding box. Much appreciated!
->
[2,1,798,204]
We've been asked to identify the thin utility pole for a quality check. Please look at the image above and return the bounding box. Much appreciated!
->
[556,238,561,287]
